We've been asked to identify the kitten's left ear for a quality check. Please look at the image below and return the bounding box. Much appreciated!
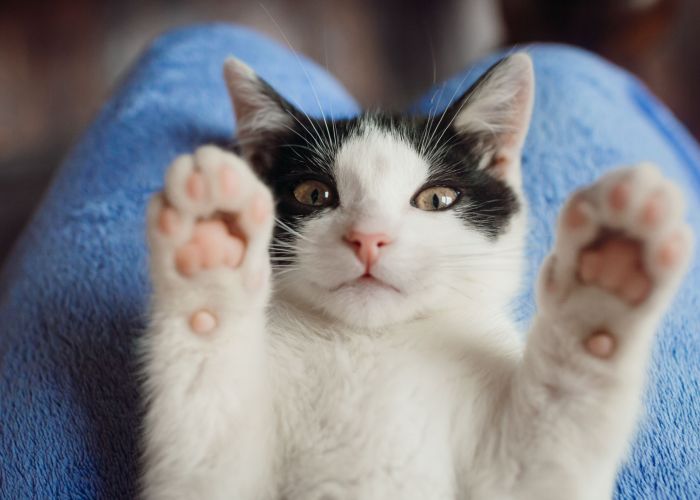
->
[450,53,534,183]
[223,57,297,170]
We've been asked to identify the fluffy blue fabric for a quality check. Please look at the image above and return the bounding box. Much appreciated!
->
[0,24,697,499]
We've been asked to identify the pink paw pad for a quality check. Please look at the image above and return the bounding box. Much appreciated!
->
[174,219,247,276]
[190,309,217,335]
[657,233,683,269]
[220,167,239,197]
[641,192,665,228]
[597,240,639,291]
[621,274,651,305]
[175,243,202,277]
[565,199,589,229]
[192,221,228,268]
[224,238,245,268]
[584,330,616,359]
[186,172,207,201]
[609,182,630,212]
[158,206,180,235]
[250,194,270,224]
[579,251,603,284]
[578,237,652,305]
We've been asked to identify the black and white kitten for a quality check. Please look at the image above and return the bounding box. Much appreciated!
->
[141,54,692,499]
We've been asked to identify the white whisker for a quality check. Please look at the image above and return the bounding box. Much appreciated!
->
[259,3,335,161]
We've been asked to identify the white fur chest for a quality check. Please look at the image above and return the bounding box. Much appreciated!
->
[268,317,469,500]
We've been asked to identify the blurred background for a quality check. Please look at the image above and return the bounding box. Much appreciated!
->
[1,0,698,264]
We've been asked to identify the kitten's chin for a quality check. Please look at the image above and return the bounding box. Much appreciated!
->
[330,276,400,294]
[295,277,421,329]
[325,295,415,329]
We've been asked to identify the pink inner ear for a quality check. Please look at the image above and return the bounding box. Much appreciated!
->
[489,153,511,179]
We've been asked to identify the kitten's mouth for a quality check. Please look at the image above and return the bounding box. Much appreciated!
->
[331,274,401,294]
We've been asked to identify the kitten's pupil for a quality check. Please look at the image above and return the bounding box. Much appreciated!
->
[291,179,335,208]
[432,194,439,209]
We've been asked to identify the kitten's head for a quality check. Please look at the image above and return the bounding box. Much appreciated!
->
[224,54,534,328]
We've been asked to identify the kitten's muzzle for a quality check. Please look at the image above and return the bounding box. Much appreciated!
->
[343,230,393,273]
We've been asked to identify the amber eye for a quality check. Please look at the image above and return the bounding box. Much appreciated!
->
[413,186,460,211]
[292,179,335,207]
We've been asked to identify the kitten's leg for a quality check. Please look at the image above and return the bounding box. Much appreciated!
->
[500,164,692,499]
[141,145,276,499]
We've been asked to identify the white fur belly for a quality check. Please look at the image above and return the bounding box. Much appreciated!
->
[269,328,463,500]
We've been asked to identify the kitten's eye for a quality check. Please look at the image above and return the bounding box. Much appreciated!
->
[293,180,335,207]
[412,186,460,211]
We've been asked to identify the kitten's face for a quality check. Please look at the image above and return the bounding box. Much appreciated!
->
[225,55,534,328]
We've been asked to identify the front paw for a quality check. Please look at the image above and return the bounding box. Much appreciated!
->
[538,163,693,358]
[147,145,274,335]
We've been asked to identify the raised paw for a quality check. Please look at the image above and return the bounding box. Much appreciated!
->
[539,163,693,357]
[147,145,274,334]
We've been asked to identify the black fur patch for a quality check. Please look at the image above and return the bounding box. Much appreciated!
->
[232,58,522,251]
[370,114,520,239]
[238,115,359,243]
[233,111,519,246]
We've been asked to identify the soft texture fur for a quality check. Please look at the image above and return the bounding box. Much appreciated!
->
[141,49,693,500]
[1,25,699,499]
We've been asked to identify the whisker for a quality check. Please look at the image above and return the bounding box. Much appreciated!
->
[321,25,340,150]
[422,66,477,162]
[259,3,335,160]
[274,217,313,243]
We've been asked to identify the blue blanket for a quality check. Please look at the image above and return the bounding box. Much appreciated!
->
[1,24,698,499]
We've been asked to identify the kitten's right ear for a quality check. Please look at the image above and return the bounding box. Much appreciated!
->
[223,58,296,166]
[448,53,534,184]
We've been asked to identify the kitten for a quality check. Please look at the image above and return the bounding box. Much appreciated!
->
[140,53,692,499]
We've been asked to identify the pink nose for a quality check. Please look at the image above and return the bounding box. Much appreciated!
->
[344,230,392,268]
